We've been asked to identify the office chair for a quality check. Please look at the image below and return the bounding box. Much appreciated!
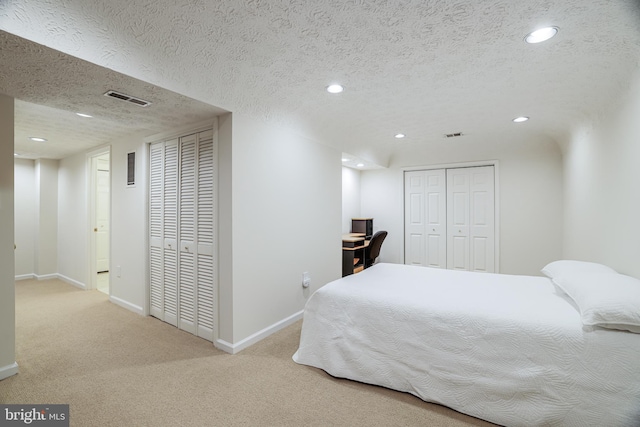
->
[365,231,387,269]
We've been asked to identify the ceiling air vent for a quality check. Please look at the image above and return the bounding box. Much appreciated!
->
[104,90,152,107]
[445,132,463,138]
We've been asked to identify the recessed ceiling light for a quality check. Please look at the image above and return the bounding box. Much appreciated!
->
[525,27,558,44]
[341,158,349,162]
[394,133,406,139]
[29,137,47,142]
[76,112,93,118]
[326,84,344,94]
[356,163,365,167]
[513,116,529,123]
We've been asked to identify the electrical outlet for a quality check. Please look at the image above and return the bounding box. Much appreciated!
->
[302,272,311,288]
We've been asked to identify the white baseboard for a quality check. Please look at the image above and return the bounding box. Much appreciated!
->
[0,362,19,380]
[35,273,58,281]
[110,295,144,315]
[56,274,87,290]
[215,309,304,355]
[15,274,35,281]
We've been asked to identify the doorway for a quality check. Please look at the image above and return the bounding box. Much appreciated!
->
[89,150,111,294]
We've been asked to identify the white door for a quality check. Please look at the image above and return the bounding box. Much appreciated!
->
[149,139,180,327]
[149,141,166,321]
[149,129,216,342]
[178,133,197,335]
[95,156,110,273]
[195,130,215,341]
[404,170,446,267]
[405,166,495,273]
[446,166,495,272]
[469,166,495,272]
[405,171,426,266]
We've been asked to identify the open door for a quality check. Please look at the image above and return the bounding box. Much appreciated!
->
[89,150,111,293]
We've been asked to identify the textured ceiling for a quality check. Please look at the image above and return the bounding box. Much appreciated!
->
[1,0,639,165]
[0,31,227,159]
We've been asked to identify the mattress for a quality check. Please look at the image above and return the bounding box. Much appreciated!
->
[293,263,640,426]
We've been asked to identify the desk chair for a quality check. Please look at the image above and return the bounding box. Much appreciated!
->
[365,231,387,269]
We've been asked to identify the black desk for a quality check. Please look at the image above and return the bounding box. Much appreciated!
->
[342,234,370,277]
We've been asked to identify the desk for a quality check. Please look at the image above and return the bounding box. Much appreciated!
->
[342,234,370,277]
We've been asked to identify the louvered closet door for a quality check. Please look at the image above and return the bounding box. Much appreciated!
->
[149,129,216,342]
[195,130,215,341]
[178,134,197,334]
[149,142,165,320]
[149,139,179,326]
[163,139,179,327]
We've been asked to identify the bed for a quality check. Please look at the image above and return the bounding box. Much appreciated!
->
[293,262,640,427]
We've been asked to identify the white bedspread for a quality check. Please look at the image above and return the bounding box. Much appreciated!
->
[293,263,640,427]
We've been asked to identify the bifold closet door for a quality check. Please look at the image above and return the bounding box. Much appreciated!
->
[149,139,179,327]
[404,166,495,273]
[178,134,197,334]
[446,166,495,272]
[177,130,215,341]
[195,131,215,341]
[404,170,446,268]
[149,130,215,342]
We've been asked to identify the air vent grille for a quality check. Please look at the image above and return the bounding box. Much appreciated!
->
[104,90,152,107]
[445,132,463,138]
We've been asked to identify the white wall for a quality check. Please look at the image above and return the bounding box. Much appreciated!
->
[49,113,343,354]
[34,159,59,277]
[562,75,640,279]
[110,136,147,312]
[57,152,89,287]
[15,159,36,278]
[362,133,564,276]
[55,137,149,308]
[341,166,361,234]
[227,113,342,346]
[0,93,17,379]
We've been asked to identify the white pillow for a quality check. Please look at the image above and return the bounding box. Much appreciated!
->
[552,272,640,333]
[541,260,617,280]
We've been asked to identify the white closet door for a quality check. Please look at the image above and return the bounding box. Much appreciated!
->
[149,142,165,320]
[425,170,447,268]
[149,128,216,342]
[404,171,426,266]
[469,166,495,272]
[404,170,446,267]
[178,134,197,334]
[196,130,215,341]
[405,165,495,273]
[447,169,471,270]
[163,139,179,327]
[446,166,495,272]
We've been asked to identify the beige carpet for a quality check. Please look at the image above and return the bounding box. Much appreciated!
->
[1,279,496,427]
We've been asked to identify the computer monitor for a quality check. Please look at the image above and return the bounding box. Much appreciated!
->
[352,218,373,239]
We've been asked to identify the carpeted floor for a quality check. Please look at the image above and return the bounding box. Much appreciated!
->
[1,279,496,426]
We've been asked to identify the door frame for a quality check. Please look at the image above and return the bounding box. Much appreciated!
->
[402,160,500,273]
[87,147,111,291]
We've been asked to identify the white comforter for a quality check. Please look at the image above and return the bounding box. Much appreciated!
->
[293,263,640,427]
